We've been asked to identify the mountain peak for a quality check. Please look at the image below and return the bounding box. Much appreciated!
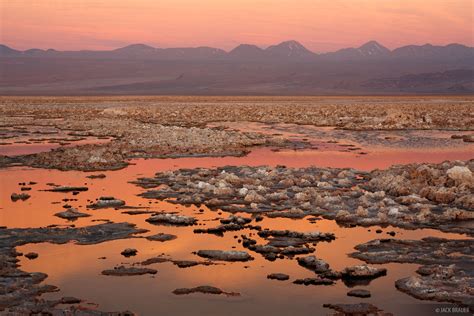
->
[266,40,315,58]
[231,44,263,51]
[358,41,390,56]
[115,43,156,52]
[361,40,382,47]
[229,44,265,58]
[274,40,306,49]
[0,44,20,56]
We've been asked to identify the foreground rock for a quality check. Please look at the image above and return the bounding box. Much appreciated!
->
[293,277,335,286]
[88,196,126,209]
[134,160,474,235]
[140,255,216,268]
[341,265,387,280]
[396,265,473,307]
[196,250,253,262]
[54,208,91,220]
[351,237,473,265]
[242,236,315,261]
[323,303,391,315]
[146,233,177,242]
[0,222,146,247]
[146,213,197,226]
[351,237,473,307]
[241,229,334,261]
[297,256,331,273]
[194,215,253,236]
[102,265,157,276]
[267,273,290,281]
[86,173,106,179]
[0,222,146,312]
[46,186,89,192]
[122,210,156,215]
[121,248,138,257]
[10,193,30,201]
[25,252,39,260]
[172,285,240,296]
[347,289,371,298]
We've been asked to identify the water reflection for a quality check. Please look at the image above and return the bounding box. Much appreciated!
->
[1,125,473,315]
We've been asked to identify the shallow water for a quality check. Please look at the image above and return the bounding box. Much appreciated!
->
[0,124,111,156]
[0,160,470,315]
[1,125,473,315]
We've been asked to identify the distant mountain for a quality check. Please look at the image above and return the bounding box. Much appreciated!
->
[1,40,473,95]
[113,44,226,59]
[228,44,266,59]
[1,40,472,62]
[114,43,157,54]
[114,43,156,52]
[23,48,48,56]
[323,41,390,59]
[358,41,391,56]
[392,43,474,60]
[158,47,226,59]
[265,40,317,59]
[0,44,20,56]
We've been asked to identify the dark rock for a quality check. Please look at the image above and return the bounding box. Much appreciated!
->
[146,233,177,242]
[47,186,88,192]
[11,193,31,201]
[121,248,138,257]
[122,210,155,215]
[267,273,290,281]
[86,174,106,179]
[197,250,253,261]
[351,237,474,306]
[297,255,330,273]
[350,238,473,265]
[347,289,371,298]
[172,285,239,296]
[395,264,473,307]
[146,213,197,226]
[293,277,335,286]
[88,196,125,209]
[25,252,39,260]
[102,265,157,276]
[59,296,82,304]
[323,303,388,315]
[341,265,387,280]
[172,260,215,268]
[54,208,91,220]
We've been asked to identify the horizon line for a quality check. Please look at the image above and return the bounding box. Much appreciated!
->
[1,40,473,55]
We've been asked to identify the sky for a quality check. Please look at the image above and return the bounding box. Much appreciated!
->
[0,0,473,52]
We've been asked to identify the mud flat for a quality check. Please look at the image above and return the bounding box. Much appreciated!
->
[0,96,473,171]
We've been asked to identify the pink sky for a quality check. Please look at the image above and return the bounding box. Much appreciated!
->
[1,0,472,52]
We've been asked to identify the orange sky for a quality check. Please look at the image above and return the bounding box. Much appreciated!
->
[1,0,472,52]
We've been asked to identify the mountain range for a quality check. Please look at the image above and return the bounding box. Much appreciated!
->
[1,40,473,61]
[0,40,473,95]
